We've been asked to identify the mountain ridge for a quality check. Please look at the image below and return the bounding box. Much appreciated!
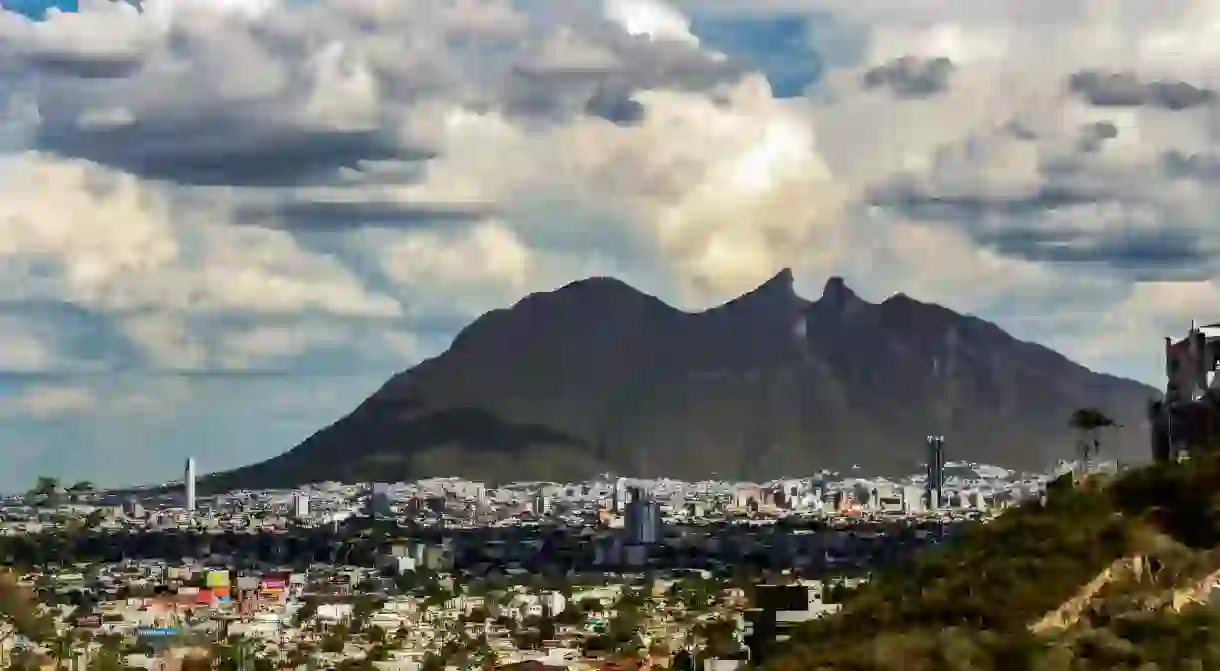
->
[204,271,1157,491]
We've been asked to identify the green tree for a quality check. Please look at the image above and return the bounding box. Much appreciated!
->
[350,595,382,632]
[1070,408,1119,466]
[673,577,717,612]
[367,626,386,644]
[294,598,319,627]
[66,482,94,503]
[27,477,60,507]
[421,652,445,671]
[87,645,124,671]
[320,633,345,654]
[694,618,737,658]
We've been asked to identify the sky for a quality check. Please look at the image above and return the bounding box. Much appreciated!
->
[0,0,1215,491]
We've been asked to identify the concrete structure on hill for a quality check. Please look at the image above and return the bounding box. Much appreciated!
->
[1151,322,1220,462]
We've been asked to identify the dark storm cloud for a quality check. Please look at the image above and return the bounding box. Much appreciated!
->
[979,227,1208,273]
[1163,150,1220,181]
[36,118,417,187]
[16,1,744,189]
[1078,121,1119,152]
[503,32,745,122]
[1068,71,1215,110]
[237,200,498,231]
[585,88,646,124]
[862,56,954,98]
[869,183,1102,219]
[874,174,1211,280]
[23,52,144,79]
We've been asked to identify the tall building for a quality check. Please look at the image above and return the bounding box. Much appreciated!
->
[292,493,310,519]
[625,486,661,544]
[184,457,196,513]
[533,490,551,516]
[925,436,945,511]
[370,483,392,520]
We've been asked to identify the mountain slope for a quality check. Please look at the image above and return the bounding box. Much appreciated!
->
[206,271,1157,490]
[773,457,1220,669]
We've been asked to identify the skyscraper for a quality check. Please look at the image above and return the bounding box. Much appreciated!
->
[184,457,196,513]
[625,485,661,544]
[370,483,392,520]
[533,490,551,516]
[925,436,945,510]
[292,492,310,520]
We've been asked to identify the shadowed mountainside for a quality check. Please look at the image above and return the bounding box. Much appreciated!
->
[205,271,1156,490]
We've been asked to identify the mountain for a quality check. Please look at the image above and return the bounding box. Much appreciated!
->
[205,271,1158,490]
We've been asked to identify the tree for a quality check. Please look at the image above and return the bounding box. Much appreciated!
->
[320,634,345,654]
[421,653,445,671]
[87,645,124,671]
[1070,408,1119,467]
[673,577,717,612]
[694,618,738,658]
[83,510,107,530]
[294,598,319,627]
[852,484,872,506]
[555,601,584,625]
[478,646,498,671]
[66,482,94,503]
[27,477,60,507]
[350,595,382,632]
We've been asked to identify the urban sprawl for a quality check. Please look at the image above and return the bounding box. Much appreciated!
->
[0,451,1069,671]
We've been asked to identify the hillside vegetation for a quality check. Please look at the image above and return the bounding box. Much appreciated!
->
[772,456,1220,670]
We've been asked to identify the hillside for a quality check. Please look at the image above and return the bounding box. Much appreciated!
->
[772,457,1220,670]
[205,271,1157,490]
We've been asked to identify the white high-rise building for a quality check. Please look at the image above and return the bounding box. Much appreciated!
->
[613,477,627,513]
[292,493,310,519]
[184,457,196,513]
[533,491,552,516]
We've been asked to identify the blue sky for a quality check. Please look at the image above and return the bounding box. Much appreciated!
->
[0,0,1214,492]
[0,0,74,17]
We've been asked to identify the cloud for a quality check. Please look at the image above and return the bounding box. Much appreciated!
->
[0,153,403,317]
[861,56,954,98]
[8,0,1220,486]
[0,384,98,419]
[1068,71,1215,110]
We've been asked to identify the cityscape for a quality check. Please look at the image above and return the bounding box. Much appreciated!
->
[8,0,1220,669]
[0,433,1080,671]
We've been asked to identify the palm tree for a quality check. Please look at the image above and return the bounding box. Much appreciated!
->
[27,476,61,507]
[1069,408,1119,473]
[66,481,95,503]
